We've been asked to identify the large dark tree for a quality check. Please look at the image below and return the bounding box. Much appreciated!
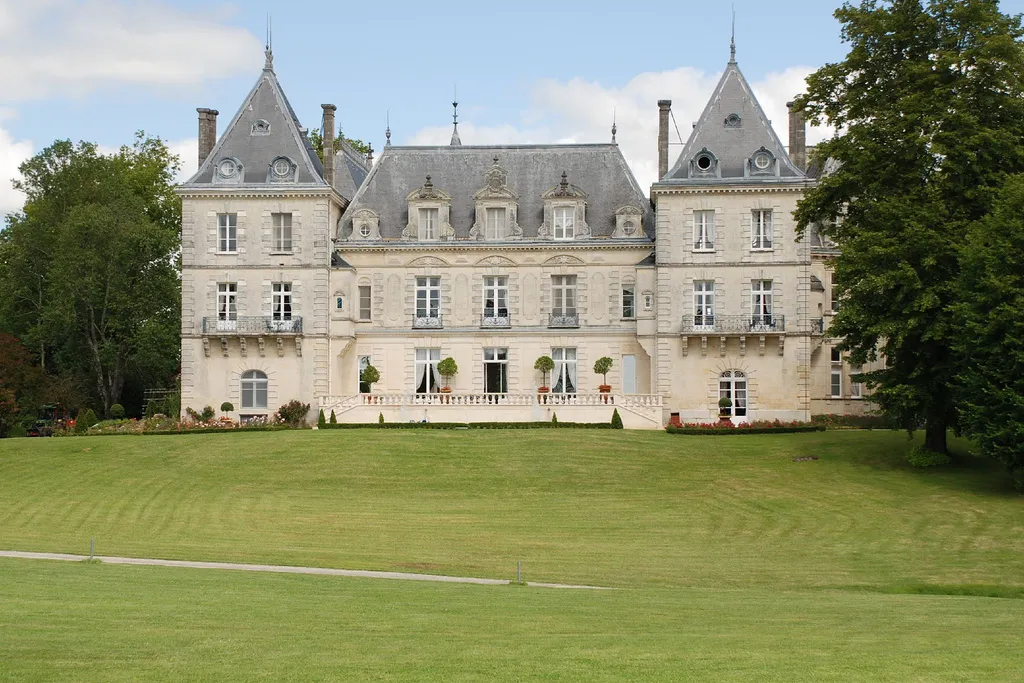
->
[0,134,181,416]
[956,176,1024,489]
[794,0,1024,453]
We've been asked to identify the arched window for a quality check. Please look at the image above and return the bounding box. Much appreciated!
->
[241,370,268,409]
[719,371,748,418]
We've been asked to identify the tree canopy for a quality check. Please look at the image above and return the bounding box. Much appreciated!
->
[308,127,371,162]
[794,0,1024,454]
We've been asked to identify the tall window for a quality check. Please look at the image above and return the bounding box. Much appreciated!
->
[418,208,438,240]
[694,210,715,250]
[553,206,575,240]
[830,274,841,312]
[483,348,508,394]
[272,213,292,252]
[719,371,748,418]
[831,370,843,398]
[485,207,507,240]
[415,349,441,394]
[218,214,237,253]
[694,281,715,328]
[416,277,441,319]
[850,365,863,398]
[483,276,508,318]
[358,285,372,321]
[831,347,842,364]
[358,355,372,393]
[622,287,636,319]
[217,283,237,328]
[552,348,577,394]
[752,209,773,250]
[272,283,292,321]
[240,370,268,410]
[551,275,577,316]
[752,280,773,326]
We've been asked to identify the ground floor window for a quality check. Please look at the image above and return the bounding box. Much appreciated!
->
[358,355,372,393]
[831,370,842,398]
[415,349,441,394]
[719,371,748,418]
[552,348,577,394]
[241,370,268,409]
[483,348,508,394]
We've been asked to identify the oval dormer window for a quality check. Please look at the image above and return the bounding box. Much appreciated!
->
[696,154,714,172]
[272,158,292,178]
[623,220,636,236]
[359,223,371,238]
[217,158,238,179]
[754,152,772,171]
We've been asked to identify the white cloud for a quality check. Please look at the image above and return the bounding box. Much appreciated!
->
[0,109,32,215]
[408,66,829,194]
[0,0,263,101]
[167,137,199,184]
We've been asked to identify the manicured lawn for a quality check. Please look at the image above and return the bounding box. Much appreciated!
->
[1,559,1023,682]
[0,430,1022,680]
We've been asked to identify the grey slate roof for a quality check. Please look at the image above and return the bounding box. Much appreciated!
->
[656,58,806,186]
[328,139,370,202]
[182,54,327,190]
[341,144,652,241]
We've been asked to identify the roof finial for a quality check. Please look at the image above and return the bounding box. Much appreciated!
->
[730,4,736,63]
[385,111,391,147]
[450,85,462,146]
[264,14,274,71]
[611,108,618,144]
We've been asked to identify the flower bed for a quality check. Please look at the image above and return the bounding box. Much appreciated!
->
[666,420,825,435]
[319,422,615,430]
[56,415,293,437]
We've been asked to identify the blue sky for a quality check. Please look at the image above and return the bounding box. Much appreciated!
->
[1,0,1022,212]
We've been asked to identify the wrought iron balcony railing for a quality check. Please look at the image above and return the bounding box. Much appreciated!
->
[548,312,580,328]
[481,312,511,328]
[680,314,786,334]
[413,313,443,329]
[201,316,303,335]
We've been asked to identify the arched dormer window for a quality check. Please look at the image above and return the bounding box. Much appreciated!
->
[213,157,243,185]
[613,205,644,238]
[539,171,589,240]
[268,156,298,183]
[690,148,720,178]
[747,146,778,177]
[403,176,454,241]
[470,157,522,241]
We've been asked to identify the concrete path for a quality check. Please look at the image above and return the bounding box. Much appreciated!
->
[0,550,612,590]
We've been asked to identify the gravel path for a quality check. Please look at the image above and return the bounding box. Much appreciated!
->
[0,550,612,590]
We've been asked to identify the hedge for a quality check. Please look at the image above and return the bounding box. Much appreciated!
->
[811,414,893,430]
[666,425,825,436]
[318,421,616,430]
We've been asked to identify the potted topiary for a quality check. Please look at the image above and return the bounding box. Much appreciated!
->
[360,364,381,403]
[718,396,733,424]
[534,355,555,398]
[437,357,458,396]
[221,401,234,416]
[593,357,613,395]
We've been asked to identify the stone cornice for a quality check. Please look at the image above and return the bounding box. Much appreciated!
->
[657,260,812,267]
[177,185,345,203]
[335,239,654,254]
[650,182,813,197]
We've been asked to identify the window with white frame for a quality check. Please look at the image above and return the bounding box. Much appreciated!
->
[850,365,863,398]
[485,207,507,240]
[622,286,636,319]
[752,209,773,250]
[218,213,237,253]
[415,348,441,394]
[719,371,748,418]
[694,210,715,251]
[240,370,268,409]
[358,355,372,393]
[272,213,292,252]
[415,277,441,319]
[552,347,577,394]
[831,347,842,364]
[358,286,372,321]
[551,275,577,316]
[751,280,773,326]
[553,206,575,240]
[694,281,715,328]
[483,348,508,394]
[418,208,439,240]
[831,369,842,398]
[483,276,508,318]
[272,283,292,321]
[830,274,841,313]
[217,283,237,326]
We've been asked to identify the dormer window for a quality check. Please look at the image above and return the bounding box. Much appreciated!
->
[485,207,507,240]
[269,156,297,183]
[403,176,453,241]
[553,206,574,240]
[690,148,720,178]
[214,157,243,185]
[724,113,742,128]
[350,208,381,241]
[419,208,439,240]
[748,147,778,177]
[251,119,271,135]
[539,171,589,240]
[613,205,644,238]
[470,157,522,241]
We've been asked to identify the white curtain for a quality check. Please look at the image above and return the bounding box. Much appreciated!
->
[416,360,427,393]
[430,362,441,392]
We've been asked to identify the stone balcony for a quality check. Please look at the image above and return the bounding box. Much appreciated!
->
[548,312,580,329]
[679,315,786,357]
[201,316,303,335]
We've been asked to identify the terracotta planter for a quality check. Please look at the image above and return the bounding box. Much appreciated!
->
[537,387,550,393]
[439,386,452,394]
[598,385,612,393]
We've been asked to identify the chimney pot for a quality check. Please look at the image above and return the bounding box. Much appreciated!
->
[657,100,672,180]
[196,108,219,168]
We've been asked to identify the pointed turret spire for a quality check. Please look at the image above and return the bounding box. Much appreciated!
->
[611,109,618,144]
[385,111,391,147]
[264,14,274,71]
[729,5,736,63]
[450,87,462,146]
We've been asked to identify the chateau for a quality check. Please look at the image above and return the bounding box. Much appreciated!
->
[177,45,869,428]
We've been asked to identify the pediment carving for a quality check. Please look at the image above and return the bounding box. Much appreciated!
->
[542,172,587,199]
[544,254,586,266]
[406,256,451,268]
[406,175,451,202]
[475,255,517,267]
[474,157,518,200]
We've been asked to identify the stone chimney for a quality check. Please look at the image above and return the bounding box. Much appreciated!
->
[787,101,807,172]
[321,104,337,187]
[657,100,672,180]
[196,108,218,167]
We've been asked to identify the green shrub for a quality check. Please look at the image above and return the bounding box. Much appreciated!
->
[906,445,951,468]
[220,402,234,413]
[329,410,337,424]
[360,365,381,391]
[593,357,613,386]
[145,399,160,418]
[185,407,202,422]
[378,412,384,425]
[76,408,97,434]
[437,357,458,389]
[317,409,327,428]
[811,413,893,430]
[718,397,733,409]
[199,406,215,421]
[611,409,623,429]
[277,399,311,427]
[552,413,558,424]
[110,403,125,419]
[7,423,27,438]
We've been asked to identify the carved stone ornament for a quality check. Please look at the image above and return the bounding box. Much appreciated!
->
[542,171,587,200]
[403,175,455,240]
[475,255,517,267]
[474,157,518,200]
[350,208,381,240]
[543,254,586,266]
[469,158,522,240]
[613,205,645,238]
[540,171,590,239]
[406,256,450,268]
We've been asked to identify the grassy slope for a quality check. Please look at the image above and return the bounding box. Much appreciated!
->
[0,430,1020,591]
[2,559,1023,683]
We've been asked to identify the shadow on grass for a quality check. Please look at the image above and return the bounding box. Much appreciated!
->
[839,582,1024,600]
